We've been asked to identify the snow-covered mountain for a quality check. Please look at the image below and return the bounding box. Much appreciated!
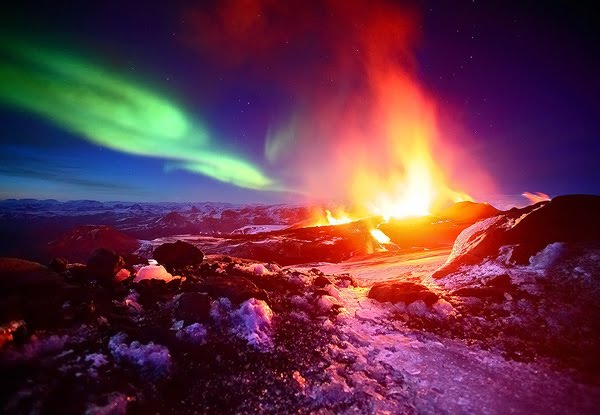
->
[0,199,313,261]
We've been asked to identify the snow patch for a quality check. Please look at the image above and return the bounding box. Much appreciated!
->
[231,299,274,351]
[232,224,288,234]
[324,284,342,300]
[235,262,280,276]
[266,263,281,273]
[317,295,340,314]
[108,333,171,377]
[176,323,208,344]
[85,352,109,377]
[85,353,109,368]
[249,263,270,276]
[529,242,565,270]
[443,216,503,266]
[407,300,429,316]
[290,295,309,309]
[432,299,457,319]
[134,264,179,283]
[210,297,233,321]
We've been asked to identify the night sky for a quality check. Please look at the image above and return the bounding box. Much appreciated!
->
[0,0,598,204]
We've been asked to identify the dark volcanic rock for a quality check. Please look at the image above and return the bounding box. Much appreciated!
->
[86,248,125,279]
[313,276,332,287]
[452,286,506,302]
[175,292,211,323]
[153,240,204,268]
[434,194,600,278]
[122,253,146,269]
[48,225,140,263]
[0,258,67,327]
[486,274,512,290]
[452,274,515,302]
[48,257,68,273]
[368,282,439,306]
[198,276,268,305]
[505,195,600,263]
[0,258,65,295]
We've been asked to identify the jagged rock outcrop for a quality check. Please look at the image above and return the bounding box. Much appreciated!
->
[433,194,600,278]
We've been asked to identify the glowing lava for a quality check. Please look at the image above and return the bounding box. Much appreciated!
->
[370,229,391,244]
[325,210,353,226]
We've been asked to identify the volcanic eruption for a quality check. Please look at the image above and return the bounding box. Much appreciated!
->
[189,0,489,221]
[1,1,599,414]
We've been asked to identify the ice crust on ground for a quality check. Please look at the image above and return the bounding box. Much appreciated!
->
[299,248,600,414]
[312,271,599,414]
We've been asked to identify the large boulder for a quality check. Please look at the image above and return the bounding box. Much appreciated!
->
[424,197,600,378]
[368,281,439,306]
[87,248,125,279]
[433,194,600,278]
[153,240,204,268]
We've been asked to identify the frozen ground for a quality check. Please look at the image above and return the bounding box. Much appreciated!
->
[293,249,600,414]
[2,246,599,413]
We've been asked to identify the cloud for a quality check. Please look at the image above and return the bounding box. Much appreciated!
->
[0,150,138,193]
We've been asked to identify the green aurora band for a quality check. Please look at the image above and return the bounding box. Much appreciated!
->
[0,39,276,191]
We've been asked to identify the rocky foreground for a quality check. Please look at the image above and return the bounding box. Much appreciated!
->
[1,195,599,414]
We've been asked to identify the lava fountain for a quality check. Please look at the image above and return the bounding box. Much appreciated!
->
[188,0,490,223]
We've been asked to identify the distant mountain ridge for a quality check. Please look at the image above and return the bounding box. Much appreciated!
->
[0,199,313,261]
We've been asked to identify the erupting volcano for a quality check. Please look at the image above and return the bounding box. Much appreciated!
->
[241,0,487,218]
[1,0,599,414]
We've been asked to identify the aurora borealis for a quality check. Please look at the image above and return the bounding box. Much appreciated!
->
[0,39,276,192]
[0,1,598,203]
